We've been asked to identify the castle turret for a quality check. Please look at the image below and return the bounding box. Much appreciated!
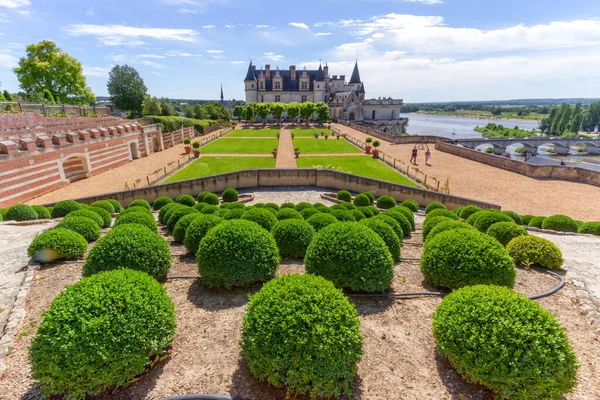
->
[244,61,258,103]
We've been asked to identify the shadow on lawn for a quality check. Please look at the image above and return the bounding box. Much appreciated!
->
[186,278,260,311]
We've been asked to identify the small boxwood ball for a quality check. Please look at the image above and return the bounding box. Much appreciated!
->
[426,220,477,242]
[520,214,535,226]
[373,214,403,239]
[28,228,88,263]
[501,210,522,225]
[6,204,38,221]
[241,207,278,231]
[264,202,280,211]
[32,206,51,219]
[466,210,486,226]
[506,235,563,270]
[242,274,363,398]
[425,201,447,214]
[459,205,481,220]
[353,193,371,207]
[83,224,172,281]
[330,209,356,222]
[184,214,223,254]
[425,208,460,222]
[360,218,401,261]
[306,213,338,232]
[223,208,245,220]
[87,207,112,228]
[452,207,463,216]
[114,211,158,232]
[52,200,85,218]
[173,213,202,243]
[542,214,578,233]
[197,220,280,288]
[128,199,151,210]
[399,199,419,212]
[30,269,176,400]
[350,209,365,221]
[422,216,452,240]
[158,202,180,224]
[203,192,220,205]
[166,207,199,232]
[376,195,396,209]
[280,202,295,209]
[175,194,196,207]
[55,216,101,242]
[271,219,316,258]
[383,210,411,238]
[365,205,380,216]
[152,196,174,210]
[121,206,153,216]
[313,203,327,211]
[67,209,104,228]
[293,202,314,212]
[433,285,578,399]
[222,188,239,202]
[90,200,116,214]
[276,208,303,221]
[196,191,212,203]
[421,229,515,289]
[107,199,124,213]
[304,222,394,292]
[362,192,375,204]
[579,221,600,235]
[330,203,348,211]
[389,206,415,231]
[200,205,221,215]
[194,202,209,212]
[340,202,356,210]
[487,221,528,247]
[220,202,245,210]
[473,210,513,233]
[299,207,320,220]
[336,190,352,202]
[357,206,374,218]
[528,216,546,228]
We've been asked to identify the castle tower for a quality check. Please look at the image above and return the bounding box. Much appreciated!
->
[314,63,326,103]
[244,61,258,103]
[220,83,224,104]
[349,60,362,91]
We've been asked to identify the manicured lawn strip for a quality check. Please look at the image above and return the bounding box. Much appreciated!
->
[296,156,418,187]
[225,128,280,137]
[293,138,362,154]
[291,128,331,137]
[202,138,279,154]
[164,157,276,183]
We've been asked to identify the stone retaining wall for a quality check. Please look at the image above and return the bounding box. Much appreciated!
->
[338,121,449,144]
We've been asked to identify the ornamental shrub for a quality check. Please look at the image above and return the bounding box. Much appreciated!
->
[360,218,401,261]
[425,201,446,214]
[542,214,579,233]
[399,199,419,212]
[459,205,482,220]
[114,211,158,232]
[52,200,85,218]
[383,211,411,238]
[421,229,515,289]
[30,269,176,400]
[6,204,38,221]
[306,213,338,232]
[376,195,396,209]
[197,220,280,288]
[0,208,6,219]
[330,210,356,222]
[362,192,375,204]
[276,208,303,221]
[425,208,460,221]
[194,202,209,212]
[173,213,203,243]
[184,214,223,254]
[203,192,220,205]
[579,221,600,235]
[373,214,403,239]
[128,199,151,210]
[330,204,348,211]
[520,214,535,225]
[466,210,486,226]
[264,202,280,211]
[223,208,245,220]
[242,208,278,231]
[473,210,513,233]
[32,206,51,219]
[487,222,528,247]
[107,199,124,213]
[28,228,88,263]
[528,216,546,228]
[350,209,365,221]
[176,194,196,207]
[353,193,371,207]
[426,220,477,242]
[158,202,180,224]
[87,207,112,228]
[166,207,199,232]
[121,206,153,216]
[433,285,578,400]
[452,207,463,216]
[300,207,320,220]
[313,203,328,212]
[389,206,415,231]
[55,216,101,242]
[422,216,452,240]
[242,274,363,399]
[83,224,172,281]
[357,206,374,218]
[196,191,212,203]
[336,190,352,202]
[66,210,105,229]
[90,200,116,214]
[294,202,313,212]
[222,188,239,202]
[340,202,357,210]
[200,205,221,215]
[271,219,316,258]
[365,205,380,216]
[152,196,174,210]
[220,202,245,210]
[501,210,522,225]
[281,202,295,209]
[507,235,563,270]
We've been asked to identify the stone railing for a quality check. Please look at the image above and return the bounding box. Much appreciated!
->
[336,121,449,144]
[0,101,110,117]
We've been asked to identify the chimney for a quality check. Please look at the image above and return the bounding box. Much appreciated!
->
[323,65,329,78]
[333,75,338,79]
[290,65,296,80]
[340,75,345,82]
[265,64,271,78]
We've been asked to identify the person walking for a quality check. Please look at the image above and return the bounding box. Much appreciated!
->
[425,149,431,166]
[410,146,418,165]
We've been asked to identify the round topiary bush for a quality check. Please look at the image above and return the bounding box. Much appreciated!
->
[51,200,85,218]
[501,210,522,225]
[6,204,38,221]
[330,209,356,222]
[357,206,374,218]
[203,192,220,205]
[276,208,303,221]
[304,222,394,292]
[365,205,380,216]
[83,224,172,280]
[362,192,375,204]
[341,202,357,210]
[579,221,600,235]
[360,218,401,261]
[422,216,452,240]
[158,202,180,224]
[55,216,101,242]
[425,202,447,214]
[175,194,196,207]
[520,214,535,226]
[241,274,363,398]
[466,210,486,226]
[87,207,112,228]
[222,188,239,202]
[426,220,477,243]
[452,207,463,216]
[172,213,203,243]
[353,193,371,207]
[30,269,176,400]
[183,214,223,254]
[114,211,158,232]
[528,216,546,228]
[220,202,246,210]
[376,195,396,209]
[197,220,280,288]
[350,209,365,221]
[300,207,320,220]
[200,204,221,215]
[128,199,151,210]
[330,204,348,211]
[241,207,278,231]
[196,191,212,203]
[506,235,563,270]
[425,208,460,222]
[280,202,295,209]
[28,228,88,263]
[271,219,316,258]
[223,208,245,220]
[433,285,578,399]
[90,200,116,214]
[459,205,482,220]
[306,213,338,232]
[473,210,514,233]
[487,221,528,247]
[383,210,411,238]
[107,199,124,213]
[32,206,51,219]
[263,202,280,211]
[542,214,578,233]
[293,202,314,212]
[121,206,153,216]
[66,209,105,229]
[313,203,327,212]
[152,196,174,210]
[166,207,199,232]
[336,190,352,202]
[399,199,419,212]
[0,208,7,220]
[389,206,415,231]
[373,214,403,239]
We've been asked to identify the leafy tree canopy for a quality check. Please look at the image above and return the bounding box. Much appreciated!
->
[107,65,147,116]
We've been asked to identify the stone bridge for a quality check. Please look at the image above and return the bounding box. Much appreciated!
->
[454,137,600,155]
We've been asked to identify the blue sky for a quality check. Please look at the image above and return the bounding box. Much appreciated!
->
[2,0,600,102]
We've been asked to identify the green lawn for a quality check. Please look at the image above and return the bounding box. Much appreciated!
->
[296,156,418,187]
[291,128,331,137]
[201,138,278,154]
[164,157,276,183]
[293,138,362,154]
[225,128,280,137]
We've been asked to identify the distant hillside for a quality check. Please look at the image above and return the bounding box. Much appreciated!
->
[405,98,600,107]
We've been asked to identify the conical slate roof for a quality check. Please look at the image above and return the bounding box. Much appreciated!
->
[349,61,361,84]
[315,63,325,81]
[244,61,255,81]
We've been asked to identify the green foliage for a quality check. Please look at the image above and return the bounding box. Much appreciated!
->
[107,199,124,213]
[166,207,199,232]
[159,203,182,224]
[422,216,452,240]
[271,219,316,258]
[264,202,280,211]
[153,196,174,210]
[542,214,579,233]
[339,202,357,210]
[360,218,401,261]
[51,200,84,218]
[30,269,176,400]
[330,210,356,222]
[220,202,246,210]
[528,216,547,228]
[350,209,365,221]
[281,202,295,209]
[473,211,514,233]
[399,199,419,212]
[519,214,533,226]
[507,235,564,270]
[460,206,481,221]
[306,213,338,232]
[203,192,220,205]
[175,194,195,207]
[6,204,38,221]
[128,199,151,210]
[183,214,223,254]
[357,206,374,218]
[66,209,105,228]
[353,193,371,207]
[362,192,375,204]
[365,205,380,216]
[300,207,320,220]
[83,224,172,281]
[200,205,221,215]
[426,220,477,242]
[28,228,88,263]
[221,188,239,203]
[32,205,51,219]
[304,222,394,292]
[276,208,303,221]
[194,202,209,212]
[425,208,460,221]
[241,208,278,231]
[242,274,362,398]
[376,195,396,209]
[56,216,101,242]
[223,209,244,220]
[389,206,415,231]
[336,190,352,202]
[383,211,411,238]
[501,210,522,225]
[487,222,528,247]
[294,202,314,212]
[87,207,112,228]
[425,202,447,214]
[474,122,536,139]
[373,215,403,239]
[452,207,463,216]
[433,285,578,399]
[121,205,153,216]
[172,213,202,243]
[107,65,147,115]
[197,220,280,287]
[114,211,158,233]
[196,191,213,204]
[421,229,515,289]
[578,221,600,235]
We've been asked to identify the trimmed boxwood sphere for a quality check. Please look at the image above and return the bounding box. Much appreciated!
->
[175,194,196,207]
[542,214,578,233]
[55,216,101,242]
[425,202,447,214]
[173,213,202,243]
[336,190,352,202]
[271,219,316,258]
[300,207,320,220]
[281,202,295,209]
[360,218,401,261]
[330,209,356,222]
[52,200,85,218]
[200,205,221,215]
[66,209,105,228]
[422,216,452,240]
[306,213,338,232]
[376,195,396,209]
[90,200,116,214]
[128,199,151,210]
[506,235,563,270]
[501,210,522,225]
[373,214,403,239]
[293,202,314,212]
[83,224,172,281]
[528,216,546,228]
[340,202,357,210]
[264,202,280,211]
[152,196,174,210]
[365,205,380,216]
[241,207,278,231]
[433,285,577,399]
[222,188,239,202]
[242,274,363,398]
[30,269,176,400]
[426,220,477,243]
[223,208,244,220]
[313,203,327,212]
[362,192,375,204]
[487,221,528,247]
[276,208,303,221]
[421,229,516,289]
[203,192,220,205]
[220,202,245,210]
[353,193,371,207]
[28,228,88,263]
[87,207,112,228]
[466,210,486,226]
[304,222,394,292]
[473,210,513,233]
[350,209,365,221]
[32,206,51,219]
[6,204,38,221]
[425,208,460,222]
[107,199,124,213]
[184,214,223,254]
[389,206,415,231]
[357,206,374,218]
[158,202,180,224]
[452,207,463,216]
[579,221,600,235]
[196,191,212,203]
[194,202,209,212]
[459,205,482,220]
[121,206,153,216]
[166,207,199,232]
[114,211,158,232]
[399,199,419,212]
[520,214,535,226]
[197,220,280,288]
[384,210,411,238]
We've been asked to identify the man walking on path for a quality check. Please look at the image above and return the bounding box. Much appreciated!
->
[425,149,432,166]
[410,146,418,165]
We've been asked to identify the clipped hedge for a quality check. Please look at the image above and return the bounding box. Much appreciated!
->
[376,195,396,209]
[121,206,153,216]
[90,200,116,214]
[172,213,202,243]
[425,201,446,214]
[528,216,546,228]
[399,199,419,212]
[426,220,477,243]
[271,219,316,258]
[340,202,357,210]
[87,207,112,228]
[281,202,295,209]
[242,274,363,398]
[384,211,411,238]
[114,211,158,232]
[158,202,180,224]
[200,205,221,215]
[152,196,174,210]
[350,209,365,221]
[520,214,535,226]
[166,207,199,232]
[373,214,403,239]
[452,207,463,216]
[336,190,352,202]
[176,194,196,207]
[487,222,528,247]
[330,210,356,222]
[28,228,88,263]
[30,269,176,400]
[421,229,515,289]
[294,202,314,212]
[363,192,375,204]
[196,191,212,203]
[357,206,374,218]
[276,208,303,221]
[128,199,151,210]
[52,200,85,218]
[425,208,460,221]
[542,214,579,233]
[466,210,486,226]
[264,202,280,211]
[578,221,600,235]
[222,188,239,202]
[220,202,246,210]
[433,285,578,399]
[197,220,280,288]
[306,213,338,232]
[6,204,38,221]
[304,222,394,292]
[360,218,401,261]
[203,192,220,205]
[107,199,124,213]
[55,216,101,242]
[300,207,320,220]
[241,207,278,231]
[67,209,104,228]
[389,206,415,231]
[32,205,51,219]
[223,208,245,220]
[353,193,371,207]
[501,210,522,225]
[506,235,563,270]
[473,211,513,233]
[183,214,223,254]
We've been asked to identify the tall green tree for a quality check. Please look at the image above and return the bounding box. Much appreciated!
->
[270,103,286,124]
[160,98,177,116]
[203,102,231,120]
[13,40,94,104]
[255,103,271,124]
[243,104,255,123]
[286,102,300,121]
[233,105,244,121]
[106,65,147,117]
[2,90,13,101]
[193,104,208,119]
[183,105,195,118]
[315,102,331,125]
[300,102,315,126]
[142,95,162,116]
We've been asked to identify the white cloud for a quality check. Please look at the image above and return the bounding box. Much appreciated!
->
[403,0,443,4]
[83,65,112,77]
[140,60,165,69]
[264,52,285,61]
[0,0,30,9]
[255,24,275,29]
[316,32,332,36]
[230,60,246,64]
[202,24,216,28]
[289,22,309,29]
[177,8,198,14]
[206,49,223,53]
[0,53,18,68]
[63,24,199,46]
[224,24,235,28]
[86,7,95,16]
[165,51,200,57]
[137,54,166,59]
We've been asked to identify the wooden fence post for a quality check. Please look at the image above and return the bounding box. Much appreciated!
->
[147,176,150,185]
[436,181,440,191]
[17,101,23,112]
[424,175,428,185]
[42,103,47,116]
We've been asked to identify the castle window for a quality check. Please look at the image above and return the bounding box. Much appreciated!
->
[301,81,308,90]
[275,95,281,102]
[372,110,376,119]
[275,81,281,90]
[261,95,264,103]
[259,81,264,89]
[317,84,320,89]
[301,95,307,103]
[252,84,254,88]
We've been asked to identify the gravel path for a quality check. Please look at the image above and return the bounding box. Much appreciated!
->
[275,129,297,168]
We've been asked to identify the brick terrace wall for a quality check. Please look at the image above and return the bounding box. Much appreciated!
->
[436,142,600,187]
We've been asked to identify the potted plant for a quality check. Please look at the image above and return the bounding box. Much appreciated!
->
[314,132,319,139]
[372,140,381,158]
[192,141,201,158]
[320,131,325,136]
[276,132,280,139]
[272,148,278,158]
[294,148,300,158]
[335,133,341,139]
[291,133,295,139]
[324,133,330,140]
[184,137,191,154]
[365,137,373,154]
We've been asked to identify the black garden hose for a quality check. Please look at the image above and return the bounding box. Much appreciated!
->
[162,395,244,400]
